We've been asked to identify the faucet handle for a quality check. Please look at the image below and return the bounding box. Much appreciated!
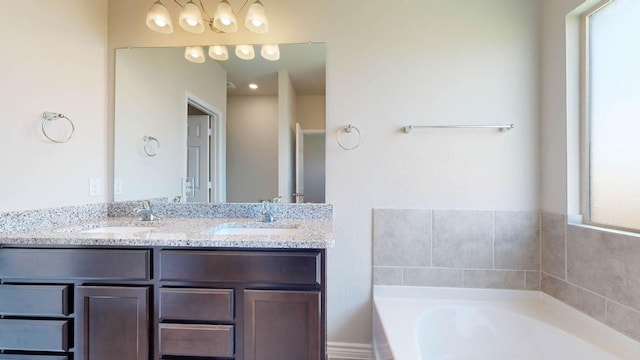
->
[272,196,282,204]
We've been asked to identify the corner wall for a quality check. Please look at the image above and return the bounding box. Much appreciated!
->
[0,0,109,211]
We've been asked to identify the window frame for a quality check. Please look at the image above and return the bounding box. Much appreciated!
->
[579,0,639,233]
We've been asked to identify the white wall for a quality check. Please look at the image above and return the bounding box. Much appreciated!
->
[114,47,226,201]
[226,96,279,202]
[0,0,108,212]
[117,0,539,345]
[278,71,296,203]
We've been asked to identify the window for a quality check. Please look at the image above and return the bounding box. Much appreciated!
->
[584,0,640,231]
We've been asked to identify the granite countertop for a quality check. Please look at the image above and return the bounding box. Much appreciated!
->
[0,217,334,249]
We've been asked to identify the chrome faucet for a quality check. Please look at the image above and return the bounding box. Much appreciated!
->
[136,200,159,222]
[260,196,282,223]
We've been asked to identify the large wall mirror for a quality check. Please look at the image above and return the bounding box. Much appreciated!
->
[114,43,326,204]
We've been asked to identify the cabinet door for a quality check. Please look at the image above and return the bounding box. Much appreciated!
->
[244,290,320,360]
[75,286,149,360]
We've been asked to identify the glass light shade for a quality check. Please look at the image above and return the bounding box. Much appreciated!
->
[185,46,206,63]
[260,44,280,61]
[245,1,269,34]
[179,1,205,34]
[146,1,174,34]
[213,0,238,33]
[235,45,255,60]
[209,45,229,61]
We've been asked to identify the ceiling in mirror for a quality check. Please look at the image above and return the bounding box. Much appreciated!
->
[219,43,326,96]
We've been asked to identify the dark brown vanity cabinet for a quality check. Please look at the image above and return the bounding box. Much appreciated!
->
[244,289,321,360]
[0,247,326,360]
[158,249,326,360]
[75,286,149,360]
[0,248,151,360]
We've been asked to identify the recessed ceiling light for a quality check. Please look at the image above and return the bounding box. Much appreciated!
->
[248,83,258,90]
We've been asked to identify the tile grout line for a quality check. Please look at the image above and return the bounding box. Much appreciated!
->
[564,215,568,280]
[430,209,434,267]
[492,211,496,269]
[539,211,542,288]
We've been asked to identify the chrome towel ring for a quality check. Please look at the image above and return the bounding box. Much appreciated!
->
[143,136,160,156]
[337,124,361,150]
[41,112,75,143]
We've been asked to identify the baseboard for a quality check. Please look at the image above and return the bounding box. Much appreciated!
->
[327,341,373,360]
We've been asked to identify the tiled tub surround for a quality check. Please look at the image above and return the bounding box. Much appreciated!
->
[373,208,640,344]
[541,212,640,342]
[373,209,540,290]
[0,202,334,248]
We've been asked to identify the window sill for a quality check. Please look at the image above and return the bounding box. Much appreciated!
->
[568,217,640,239]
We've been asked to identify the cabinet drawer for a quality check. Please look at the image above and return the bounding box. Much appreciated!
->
[0,355,68,360]
[0,319,69,352]
[159,323,234,357]
[0,248,150,280]
[160,288,233,322]
[160,250,321,285]
[0,285,69,316]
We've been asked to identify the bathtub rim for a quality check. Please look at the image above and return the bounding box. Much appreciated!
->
[373,285,640,360]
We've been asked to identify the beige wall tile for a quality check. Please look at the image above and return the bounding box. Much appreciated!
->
[463,269,526,290]
[541,212,566,279]
[373,209,432,266]
[433,210,493,268]
[541,273,606,322]
[495,211,540,270]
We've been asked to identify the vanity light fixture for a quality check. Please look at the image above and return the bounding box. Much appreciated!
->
[179,0,205,33]
[208,45,229,60]
[145,0,270,35]
[235,44,255,60]
[145,0,280,63]
[146,0,174,34]
[245,0,268,34]
[260,44,279,61]
[213,0,238,32]
[248,83,259,90]
[185,46,206,63]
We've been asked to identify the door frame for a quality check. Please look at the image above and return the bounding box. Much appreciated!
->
[184,92,226,203]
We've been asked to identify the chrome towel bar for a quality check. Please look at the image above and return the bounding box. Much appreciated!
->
[403,124,515,133]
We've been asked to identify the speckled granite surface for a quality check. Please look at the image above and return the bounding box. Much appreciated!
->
[0,202,334,249]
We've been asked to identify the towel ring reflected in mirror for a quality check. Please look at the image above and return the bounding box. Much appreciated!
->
[143,136,160,157]
[41,112,75,143]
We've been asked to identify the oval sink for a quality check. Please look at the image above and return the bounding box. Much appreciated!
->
[80,226,155,234]
[212,227,299,236]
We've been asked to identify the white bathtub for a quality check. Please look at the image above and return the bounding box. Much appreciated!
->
[373,286,640,360]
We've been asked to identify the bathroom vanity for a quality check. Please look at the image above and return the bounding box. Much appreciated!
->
[0,203,334,360]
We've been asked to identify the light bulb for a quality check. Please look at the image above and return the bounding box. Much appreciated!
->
[185,46,206,63]
[249,83,258,90]
[235,45,255,60]
[154,17,167,27]
[185,18,198,26]
[208,45,229,61]
[251,19,263,27]
[221,17,232,26]
[260,44,280,61]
